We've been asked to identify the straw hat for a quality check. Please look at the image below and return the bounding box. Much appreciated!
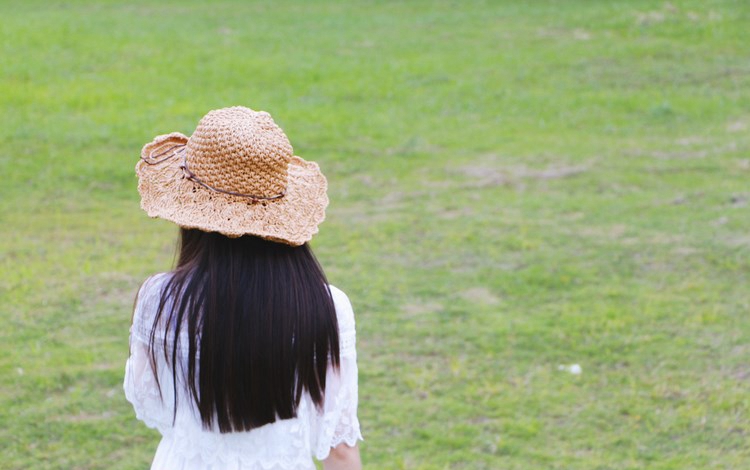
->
[136,106,328,246]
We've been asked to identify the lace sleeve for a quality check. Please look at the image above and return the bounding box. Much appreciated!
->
[313,286,364,460]
[123,274,174,433]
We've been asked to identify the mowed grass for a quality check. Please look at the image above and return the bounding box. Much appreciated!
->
[2,0,750,468]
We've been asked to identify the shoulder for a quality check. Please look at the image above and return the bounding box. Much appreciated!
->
[328,285,357,356]
[328,285,355,329]
[328,284,351,307]
[136,272,174,305]
[132,272,173,335]
[138,272,172,297]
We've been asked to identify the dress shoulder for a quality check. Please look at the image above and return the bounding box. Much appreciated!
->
[328,285,356,358]
[131,272,172,345]
[328,285,354,325]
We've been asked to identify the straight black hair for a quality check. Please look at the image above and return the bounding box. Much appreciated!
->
[148,228,340,432]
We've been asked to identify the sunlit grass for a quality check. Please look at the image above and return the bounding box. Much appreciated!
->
[2,0,750,468]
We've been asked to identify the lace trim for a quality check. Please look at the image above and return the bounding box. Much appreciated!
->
[123,345,174,433]
[313,357,362,460]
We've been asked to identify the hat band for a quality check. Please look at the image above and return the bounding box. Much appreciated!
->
[141,144,286,202]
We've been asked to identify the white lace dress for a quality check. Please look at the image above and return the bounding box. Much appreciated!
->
[124,273,363,470]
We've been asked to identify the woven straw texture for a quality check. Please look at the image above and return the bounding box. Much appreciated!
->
[136,107,328,246]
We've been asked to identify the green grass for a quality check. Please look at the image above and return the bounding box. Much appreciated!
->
[2,0,750,468]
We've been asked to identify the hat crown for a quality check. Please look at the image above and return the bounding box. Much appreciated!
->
[185,107,292,198]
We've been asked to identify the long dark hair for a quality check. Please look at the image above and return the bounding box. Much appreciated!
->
[148,228,340,432]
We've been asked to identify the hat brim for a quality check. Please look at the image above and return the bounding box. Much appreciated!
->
[136,133,328,246]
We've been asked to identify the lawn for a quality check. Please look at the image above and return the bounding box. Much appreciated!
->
[1,0,750,468]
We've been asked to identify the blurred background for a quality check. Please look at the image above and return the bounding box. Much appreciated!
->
[1,0,749,468]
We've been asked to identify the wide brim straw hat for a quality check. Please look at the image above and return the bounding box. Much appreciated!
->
[136,106,328,246]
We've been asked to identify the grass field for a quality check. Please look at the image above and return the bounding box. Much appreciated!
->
[2,0,750,468]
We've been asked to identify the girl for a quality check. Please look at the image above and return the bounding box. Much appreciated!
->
[125,106,362,470]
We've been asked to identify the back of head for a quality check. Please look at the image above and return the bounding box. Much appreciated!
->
[150,228,340,432]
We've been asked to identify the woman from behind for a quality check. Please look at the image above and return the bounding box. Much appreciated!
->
[125,107,362,470]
